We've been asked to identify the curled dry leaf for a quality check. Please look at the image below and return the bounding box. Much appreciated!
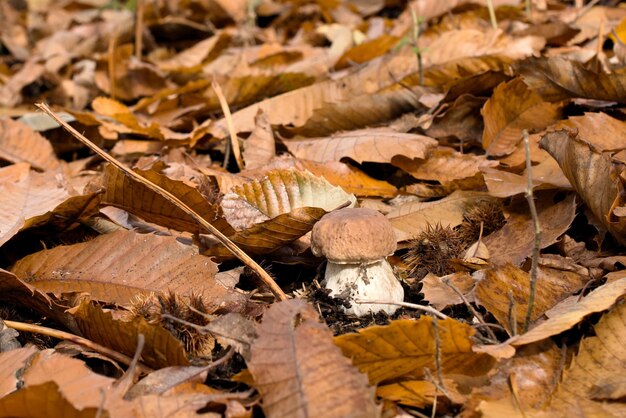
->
[481,78,563,157]
[284,129,437,164]
[243,109,276,170]
[518,56,626,103]
[248,299,379,418]
[333,317,495,385]
[221,169,356,230]
[70,301,189,369]
[101,164,227,234]
[483,193,576,266]
[540,129,626,245]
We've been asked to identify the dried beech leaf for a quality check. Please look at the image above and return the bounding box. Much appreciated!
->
[70,301,189,369]
[102,164,225,234]
[474,264,587,334]
[387,190,495,242]
[547,302,626,416]
[334,317,495,385]
[0,118,60,171]
[0,381,99,418]
[10,230,247,311]
[511,276,626,347]
[518,56,626,103]
[483,194,576,266]
[221,169,356,229]
[421,272,476,310]
[0,163,87,246]
[0,346,39,397]
[243,109,276,169]
[203,207,327,258]
[154,32,231,71]
[481,78,563,156]
[284,129,437,164]
[393,147,497,184]
[21,349,114,410]
[540,130,626,245]
[249,299,379,418]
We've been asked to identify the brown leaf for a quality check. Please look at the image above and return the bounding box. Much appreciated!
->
[474,264,587,334]
[421,272,476,310]
[154,32,231,72]
[0,119,60,171]
[546,302,626,416]
[387,190,495,241]
[249,299,379,418]
[518,56,626,103]
[70,301,189,369]
[510,275,626,347]
[284,129,437,164]
[10,230,247,311]
[483,193,576,266]
[0,346,39,397]
[334,317,495,385]
[101,164,225,234]
[540,130,626,245]
[394,147,497,184]
[481,78,563,156]
[377,379,464,408]
[243,109,276,169]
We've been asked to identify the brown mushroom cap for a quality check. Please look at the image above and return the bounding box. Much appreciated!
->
[311,207,397,263]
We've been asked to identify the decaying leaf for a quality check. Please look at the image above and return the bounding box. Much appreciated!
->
[249,299,379,418]
[0,118,60,171]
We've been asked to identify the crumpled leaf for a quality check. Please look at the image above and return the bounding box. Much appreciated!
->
[9,230,248,311]
[481,78,563,156]
[334,317,495,385]
[248,299,379,418]
[284,129,437,164]
[518,56,626,103]
[0,118,60,171]
[540,129,626,245]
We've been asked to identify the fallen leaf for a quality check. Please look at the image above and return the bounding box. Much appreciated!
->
[249,299,379,418]
[334,317,495,385]
[0,118,60,171]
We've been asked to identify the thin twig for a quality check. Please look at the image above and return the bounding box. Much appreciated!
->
[508,290,518,336]
[353,299,448,319]
[522,130,542,332]
[212,80,244,171]
[409,7,424,86]
[35,103,287,301]
[4,319,153,374]
[135,0,144,59]
[431,318,448,397]
[107,28,119,100]
[486,0,498,29]
[441,277,497,341]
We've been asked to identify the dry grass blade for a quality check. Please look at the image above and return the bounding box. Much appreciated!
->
[35,103,287,301]
[212,79,244,171]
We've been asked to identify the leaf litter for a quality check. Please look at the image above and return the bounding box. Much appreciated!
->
[0,0,626,417]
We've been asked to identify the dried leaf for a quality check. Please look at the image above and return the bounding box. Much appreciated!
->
[249,299,378,418]
[421,272,476,310]
[0,119,60,171]
[387,190,495,241]
[518,56,626,103]
[10,230,247,310]
[481,78,563,156]
[483,193,576,266]
[334,317,495,385]
[474,264,587,334]
[0,346,39,397]
[243,109,276,169]
[511,276,626,347]
[284,129,437,164]
[377,379,463,408]
[540,129,626,245]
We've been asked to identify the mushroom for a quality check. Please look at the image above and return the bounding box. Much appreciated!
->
[310,207,404,316]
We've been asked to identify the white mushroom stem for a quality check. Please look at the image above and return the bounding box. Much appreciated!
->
[324,258,404,316]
